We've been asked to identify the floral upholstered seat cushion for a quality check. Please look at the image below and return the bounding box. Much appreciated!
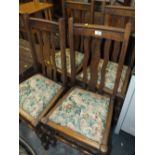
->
[49,87,110,143]
[54,48,84,74]
[19,74,62,119]
[77,59,128,93]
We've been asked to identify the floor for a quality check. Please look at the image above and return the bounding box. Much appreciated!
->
[19,121,135,155]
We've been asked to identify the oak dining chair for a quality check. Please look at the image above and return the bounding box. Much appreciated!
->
[19,15,67,129]
[47,0,91,77]
[41,17,131,154]
[89,0,135,96]
[89,1,135,121]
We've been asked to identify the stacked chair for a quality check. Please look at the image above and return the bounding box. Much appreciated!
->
[110,0,135,7]
[62,0,92,23]
[19,0,134,154]
[90,0,135,121]
[61,0,92,77]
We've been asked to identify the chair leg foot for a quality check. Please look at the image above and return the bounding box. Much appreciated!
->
[36,124,57,149]
[50,136,57,147]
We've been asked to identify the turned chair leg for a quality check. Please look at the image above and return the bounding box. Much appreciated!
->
[35,124,57,150]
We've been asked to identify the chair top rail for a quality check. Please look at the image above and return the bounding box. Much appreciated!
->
[28,17,59,32]
[65,1,91,11]
[73,23,127,41]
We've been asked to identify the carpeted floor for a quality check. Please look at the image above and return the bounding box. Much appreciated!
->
[19,121,135,155]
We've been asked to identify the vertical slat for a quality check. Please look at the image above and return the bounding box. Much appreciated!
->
[82,37,91,85]
[76,10,80,23]
[104,14,110,26]
[98,39,111,93]
[44,9,49,20]
[24,14,38,73]
[90,0,95,24]
[37,30,46,75]
[75,35,80,51]
[74,10,81,50]
[71,9,75,19]
[119,16,125,28]
[112,41,121,62]
[112,23,131,97]
[80,37,84,52]
[81,10,86,23]
[80,35,84,52]
[111,15,116,27]
[47,8,52,20]
[129,43,135,69]
[44,8,52,20]
[50,31,57,81]
[71,8,80,50]
[42,31,52,78]
[59,18,67,86]
[79,11,86,52]
[100,1,106,24]
[63,0,69,48]
[68,18,76,85]
[88,38,101,92]
[62,0,65,18]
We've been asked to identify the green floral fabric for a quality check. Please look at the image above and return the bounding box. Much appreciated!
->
[19,74,62,119]
[77,59,128,93]
[49,87,110,143]
[54,48,84,74]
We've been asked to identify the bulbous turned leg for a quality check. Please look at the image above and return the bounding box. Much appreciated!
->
[46,128,57,147]
[35,125,50,150]
[36,124,57,150]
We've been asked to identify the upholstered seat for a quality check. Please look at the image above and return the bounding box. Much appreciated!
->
[77,59,128,93]
[49,87,110,143]
[19,74,62,119]
[54,48,84,74]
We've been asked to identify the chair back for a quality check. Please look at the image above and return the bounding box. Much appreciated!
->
[68,17,131,97]
[91,0,135,32]
[91,1,134,65]
[62,0,93,50]
[24,14,67,86]
[62,0,92,24]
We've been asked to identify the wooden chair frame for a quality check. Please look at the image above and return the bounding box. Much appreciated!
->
[60,0,93,77]
[41,17,131,154]
[90,0,135,33]
[89,1,134,123]
[62,0,92,23]
[90,1,134,97]
[20,14,67,127]
[41,86,113,154]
